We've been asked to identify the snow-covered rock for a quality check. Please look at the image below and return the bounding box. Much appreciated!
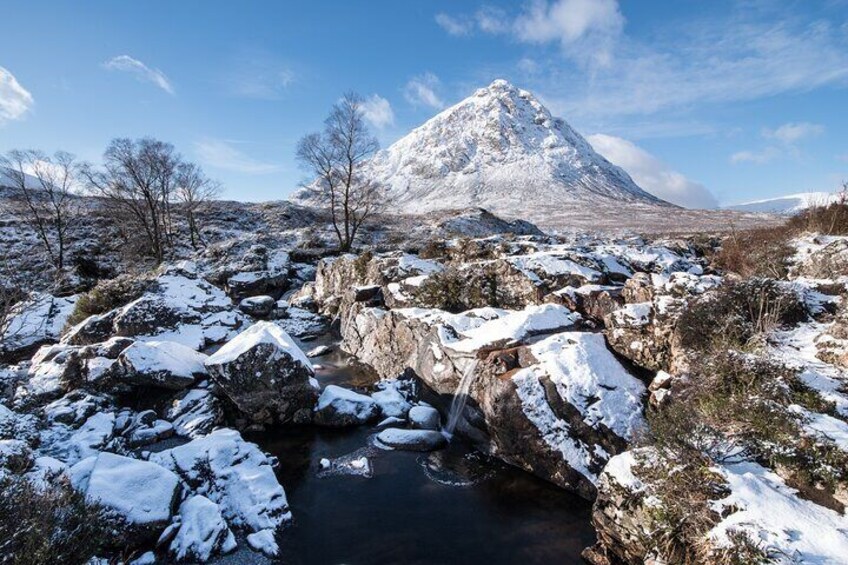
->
[205,321,318,424]
[164,495,237,562]
[150,429,291,535]
[408,405,440,430]
[1,293,77,361]
[376,428,447,451]
[72,452,180,532]
[118,340,208,390]
[64,267,245,350]
[313,385,379,427]
[0,438,33,473]
[166,385,223,438]
[371,379,413,418]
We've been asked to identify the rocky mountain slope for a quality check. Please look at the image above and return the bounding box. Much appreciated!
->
[291,79,780,231]
[362,79,667,214]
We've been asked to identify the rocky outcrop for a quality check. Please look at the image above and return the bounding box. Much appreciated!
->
[341,303,645,499]
[796,237,848,279]
[205,321,318,425]
[604,294,691,374]
[64,263,245,350]
[584,449,661,565]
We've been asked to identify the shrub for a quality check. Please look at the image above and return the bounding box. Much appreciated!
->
[352,250,373,282]
[787,187,848,235]
[631,449,737,564]
[66,273,154,327]
[417,268,474,313]
[0,474,111,564]
[418,239,447,259]
[676,278,806,353]
[713,225,795,279]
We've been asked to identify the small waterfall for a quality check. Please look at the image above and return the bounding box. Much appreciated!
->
[443,359,479,439]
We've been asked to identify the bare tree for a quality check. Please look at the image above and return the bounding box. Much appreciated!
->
[0,150,79,272]
[297,92,381,252]
[81,138,220,262]
[176,162,221,250]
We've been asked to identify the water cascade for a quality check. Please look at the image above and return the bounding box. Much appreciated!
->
[443,359,479,439]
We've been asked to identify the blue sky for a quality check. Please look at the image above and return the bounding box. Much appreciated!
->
[1,0,847,207]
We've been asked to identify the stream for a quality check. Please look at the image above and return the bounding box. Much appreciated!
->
[232,336,597,564]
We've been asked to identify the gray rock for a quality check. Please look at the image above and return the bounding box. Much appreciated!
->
[118,341,207,390]
[306,344,332,358]
[205,322,317,425]
[313,385,379,427]
[376,428,447,451]
[239,295,276,318]
[408,405,440,430]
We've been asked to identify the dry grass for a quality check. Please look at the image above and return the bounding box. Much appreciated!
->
[0,474,111,564]
[66,272,155,327]
[787,186,848,235]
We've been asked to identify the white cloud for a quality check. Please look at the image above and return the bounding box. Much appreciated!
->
[194,139,280,174]
[404,73,445,109]
[588,133,718,209]
[732,121,824,165]
[0,67,33,124]
[437,0,623,67]
[475,6,509,34]
[435,13,471,36]
[513,0,624,45]
[103,55,174,94]
[361,94,395,130]
[528,9,848,123]
[764,121,824,144]
[730,148,781,164]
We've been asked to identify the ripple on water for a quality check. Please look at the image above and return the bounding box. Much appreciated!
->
[420,448,495,487]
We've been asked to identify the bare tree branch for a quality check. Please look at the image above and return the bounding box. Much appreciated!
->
[296,92,382,252]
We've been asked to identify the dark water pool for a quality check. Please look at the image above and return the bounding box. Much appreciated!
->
[244,338,596,565]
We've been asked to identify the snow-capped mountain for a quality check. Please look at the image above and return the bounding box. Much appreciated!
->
[725,192,843,215]
[293,80,673,225]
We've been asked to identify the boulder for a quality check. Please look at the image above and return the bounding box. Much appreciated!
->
[166,385,223,439]
[313,385,379,427]
[604,297,688,373]
[0,293,77,362]
[205,322,318,424]
[150,429,292,535]
[238,295,276,318]
[408,405,440,430]
[551,285,624,322]
[376,428,447,451]
[622,273,654,304]
[118,340,208,390]
[71,452,180,535]
[163,495,237,562]
[224,247,291,300]
[371,380,413,418]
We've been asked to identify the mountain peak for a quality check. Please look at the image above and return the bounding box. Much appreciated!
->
[293,80,671,225]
